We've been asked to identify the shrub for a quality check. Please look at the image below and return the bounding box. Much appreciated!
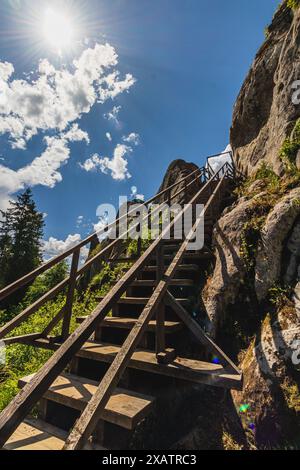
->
[287,0,300,11]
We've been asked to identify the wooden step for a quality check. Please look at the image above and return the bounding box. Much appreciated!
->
[131,279,194,287]
[4,419,104,451]
[162,252,213,262]
[74,342,242,390]
[19,373,155,431]
[29,340,242,391]
[95,296,190,306]
[76,316,183,333]
[144,264,199,273]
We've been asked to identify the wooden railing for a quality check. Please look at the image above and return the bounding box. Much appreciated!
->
[0,156,239,449]
[0,167,203,343]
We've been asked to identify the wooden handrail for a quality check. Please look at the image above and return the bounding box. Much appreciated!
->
[0,170,203,342]
[0,160,237,449]
[0,167,203,302]
[63,174,228,450]
[0,163,230,448]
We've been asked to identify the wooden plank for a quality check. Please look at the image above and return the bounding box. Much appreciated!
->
[131,279,194,287]
[0,168,202,302]
[4,419,104,451]
[144,264,199,273]
[3,333,41,346]
[156,243,165,356]
[76,316,183,333]
[0,278,69,341]
[18,373,154,431]
[61,249,80,340]
[165,292,242,376]
[41,306,66,338]
[0,170,223,448]
[95,296,189,306]
[63,177,227,450]
[27,339,242,391]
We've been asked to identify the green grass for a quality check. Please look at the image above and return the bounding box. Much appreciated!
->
[0,258,134,413]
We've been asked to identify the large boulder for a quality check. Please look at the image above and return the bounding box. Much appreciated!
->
[231,2,300,176]
[255,187,300,300]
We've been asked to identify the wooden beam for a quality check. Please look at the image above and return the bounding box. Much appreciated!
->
[0,168,202,302]
[0,278,69,341]
[0,168,227,449]
[3,333,42,346]
[165,291,241,375]
[155,243,165,357]
[63,177,226,450]
[61,249,80,341]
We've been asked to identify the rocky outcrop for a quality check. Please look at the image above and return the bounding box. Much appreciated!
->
[202,197,256,335]
[157,159,201,204]
[232,305,300,448]
[231,2,300,176]
[255,187,300,300]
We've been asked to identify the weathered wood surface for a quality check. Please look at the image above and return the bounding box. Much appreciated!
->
[63,176,227,450]
[76,316,183,333]
[165,292,242,376]
[0,167,202,302]
[19,373,154,430]
[4,419,104,451]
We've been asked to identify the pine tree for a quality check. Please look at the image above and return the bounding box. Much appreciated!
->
[0,189,44,289]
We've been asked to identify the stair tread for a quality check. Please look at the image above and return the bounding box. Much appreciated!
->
[131,279,194,287]
[75,341,242,390]
[144,264,199,272]
[19,373,155,430]
[76,316,183,332]
[96,296,189,305]
[4,419,104,451]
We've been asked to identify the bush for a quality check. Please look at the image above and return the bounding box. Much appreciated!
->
[287,0,300,11]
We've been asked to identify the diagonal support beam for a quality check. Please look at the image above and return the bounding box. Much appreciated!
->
[165,291,241,376]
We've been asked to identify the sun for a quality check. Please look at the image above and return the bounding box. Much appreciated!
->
[41,7,76,54]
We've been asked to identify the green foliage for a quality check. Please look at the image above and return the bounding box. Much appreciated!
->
[287,0,300,10]
[268,284,292,308]
[240,216,265,272]
[0,189,44,290]
[264,26,270,39]
[279,119,300,175]
[255,163,280,188]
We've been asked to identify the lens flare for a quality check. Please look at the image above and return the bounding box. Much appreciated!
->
[41,7,75,54]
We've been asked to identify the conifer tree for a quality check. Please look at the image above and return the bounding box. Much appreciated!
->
[0,189,44,288]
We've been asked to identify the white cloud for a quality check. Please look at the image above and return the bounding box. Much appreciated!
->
[106,132,112,142]
[0,43,135,149]
[76,215,84,227]
[207,145,233,173]
[130,185,144,201]
[0,124,88,197]
[43,233,89,264]
[123,133,140,146]
[80,143,132,181]
[43,233,81,259]
[104,105,122,127]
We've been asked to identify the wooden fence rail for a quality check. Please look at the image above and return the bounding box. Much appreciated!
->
[0,155,239,450]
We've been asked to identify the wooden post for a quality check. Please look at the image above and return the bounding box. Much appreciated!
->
[61,248,80,341]
[155,244,165,359]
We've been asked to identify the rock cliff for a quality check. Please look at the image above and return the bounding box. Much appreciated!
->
[231,2,300,176]
[200,1,300,449]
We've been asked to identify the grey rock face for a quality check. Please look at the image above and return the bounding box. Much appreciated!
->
[156,159,201,204]
[255,187,300,300]
[202,198,256,336]
[230,3,300,176]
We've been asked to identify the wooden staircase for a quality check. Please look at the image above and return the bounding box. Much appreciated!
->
[0,156,243,451]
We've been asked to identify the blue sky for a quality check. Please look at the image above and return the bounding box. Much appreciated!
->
[0,0,278,257]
